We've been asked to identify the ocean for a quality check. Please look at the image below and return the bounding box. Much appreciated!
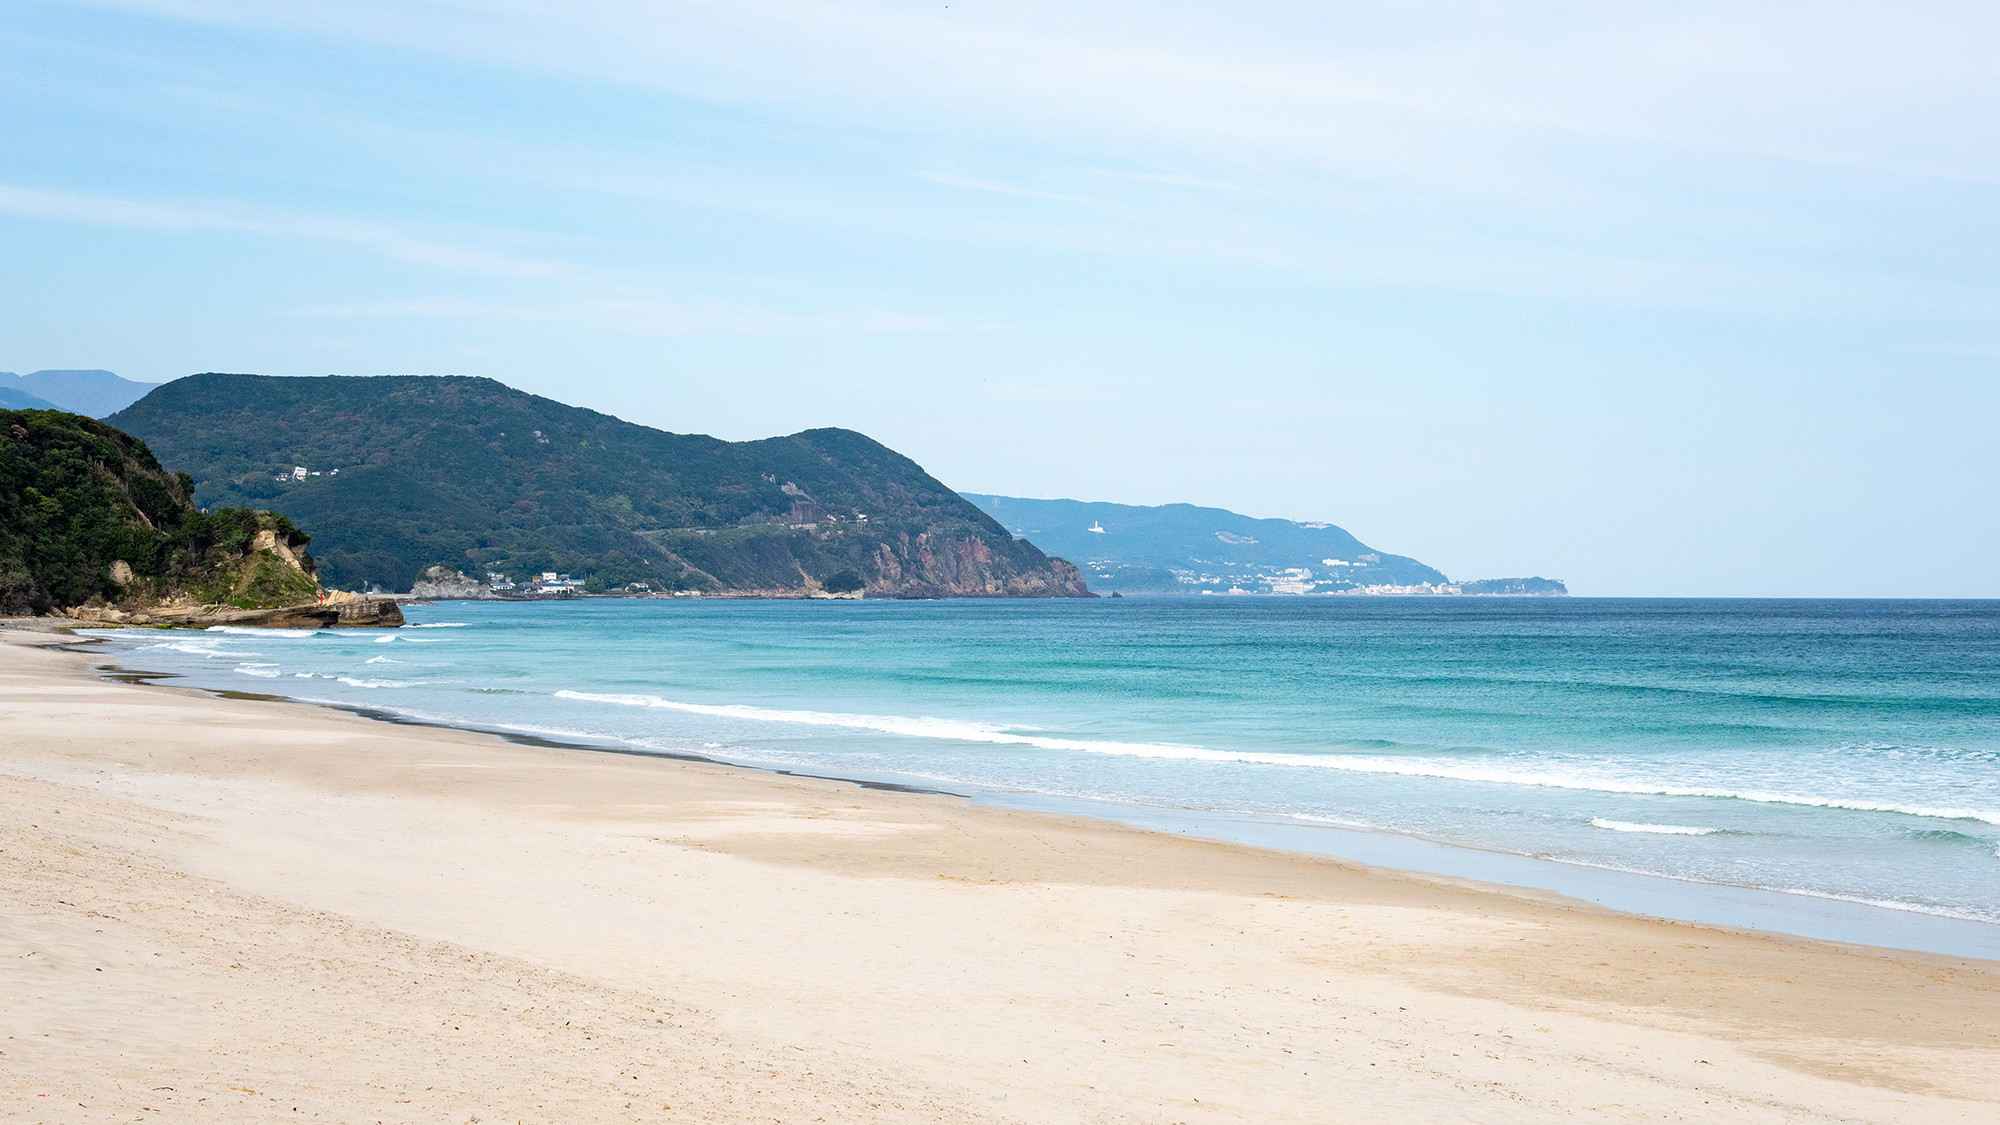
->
[85,597,2000,955]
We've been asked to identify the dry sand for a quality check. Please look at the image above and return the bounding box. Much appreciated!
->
[3,626,1997,1123]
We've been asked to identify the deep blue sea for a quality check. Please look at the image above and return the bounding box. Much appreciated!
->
[87,598,2000,945]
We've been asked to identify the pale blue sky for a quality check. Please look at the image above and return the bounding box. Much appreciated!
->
[5,1,1996,595]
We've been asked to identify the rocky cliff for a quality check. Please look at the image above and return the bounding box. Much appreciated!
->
[2,407,399,626]
[411,565,494,600]
[861,530,1089,598]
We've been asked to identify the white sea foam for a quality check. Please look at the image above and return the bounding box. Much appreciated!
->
[1288,813,1376,830]
[158,641,237,657]
[234,663,281,678]
[337,676,414,689]
[554,690,1208,756]
[1591,818,1719,836]
[206,626,323,638]
[365,656,403,664]
[553,690,2000,826]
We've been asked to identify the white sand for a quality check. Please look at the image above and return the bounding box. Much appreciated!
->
[3,627,1997,1123]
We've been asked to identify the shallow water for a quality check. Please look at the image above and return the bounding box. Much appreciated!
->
[91,597,2000,935]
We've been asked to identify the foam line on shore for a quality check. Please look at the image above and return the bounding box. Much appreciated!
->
[1591,818,1720,835]
[555,689,2000,826]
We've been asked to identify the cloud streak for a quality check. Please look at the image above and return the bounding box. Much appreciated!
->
[286,297,1002,335]
[0,184,587,282]
[0,183,988,334]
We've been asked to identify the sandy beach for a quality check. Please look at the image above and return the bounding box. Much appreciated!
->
[3,627,1997,1123]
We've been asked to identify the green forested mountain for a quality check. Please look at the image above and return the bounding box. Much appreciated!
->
[107,374,1089,597]
[0,408,323,615]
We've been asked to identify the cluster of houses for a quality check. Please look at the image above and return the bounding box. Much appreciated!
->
[1162,552,1465,596]
[482,571,585,593]
[481,571,700,598]
[1335,581,1468,597]
[271,465,340,483]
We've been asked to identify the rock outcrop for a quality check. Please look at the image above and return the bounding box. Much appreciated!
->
[861,532,1091,598]
[62,596,404,629]
[410,565,493,600]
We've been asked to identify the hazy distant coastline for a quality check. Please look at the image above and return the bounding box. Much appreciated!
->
[967,494,1565,597]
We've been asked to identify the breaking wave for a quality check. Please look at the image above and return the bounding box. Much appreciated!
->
[554,690,2000,826]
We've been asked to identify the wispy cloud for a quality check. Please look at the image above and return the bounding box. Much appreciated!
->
[2,183,994,334]
[1087,170,1271,197]
[285,297,1003,335]
[0,184,586,282]
[912,171,1104,206]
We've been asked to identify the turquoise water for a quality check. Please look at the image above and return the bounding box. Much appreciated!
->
[92,598,2000,931]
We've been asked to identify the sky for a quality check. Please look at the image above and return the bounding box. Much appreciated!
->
[4,0,1996,596]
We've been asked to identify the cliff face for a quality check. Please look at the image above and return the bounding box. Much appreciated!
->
[1,407,398,625]
[866,531,1090,598]
[109,374,1092,599]
[646,521,1093,600]
[411,565,494,600]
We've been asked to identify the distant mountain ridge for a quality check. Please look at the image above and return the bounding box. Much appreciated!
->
[0,370,162,417]
[108,374,1089,599]
[965,494,1565,596]
[0,382,61,411]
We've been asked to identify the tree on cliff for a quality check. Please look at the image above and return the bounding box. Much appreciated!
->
[0,408,321,615]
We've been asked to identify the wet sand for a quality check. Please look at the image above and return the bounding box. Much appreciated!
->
[3,626,1997,1123]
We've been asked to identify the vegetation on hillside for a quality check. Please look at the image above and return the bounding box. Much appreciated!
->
[0,408,322,614]
[109,374,1089,597]
[1457,577,1568,596]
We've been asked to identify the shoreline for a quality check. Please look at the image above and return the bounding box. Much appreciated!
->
[982,793,2000,960]
[5,624,1999,1121]
[64,619,2000,960]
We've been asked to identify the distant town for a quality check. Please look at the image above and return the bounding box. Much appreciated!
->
[481,571,704,598]
[1103,559,1538,597]
[967,495,1567,597]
